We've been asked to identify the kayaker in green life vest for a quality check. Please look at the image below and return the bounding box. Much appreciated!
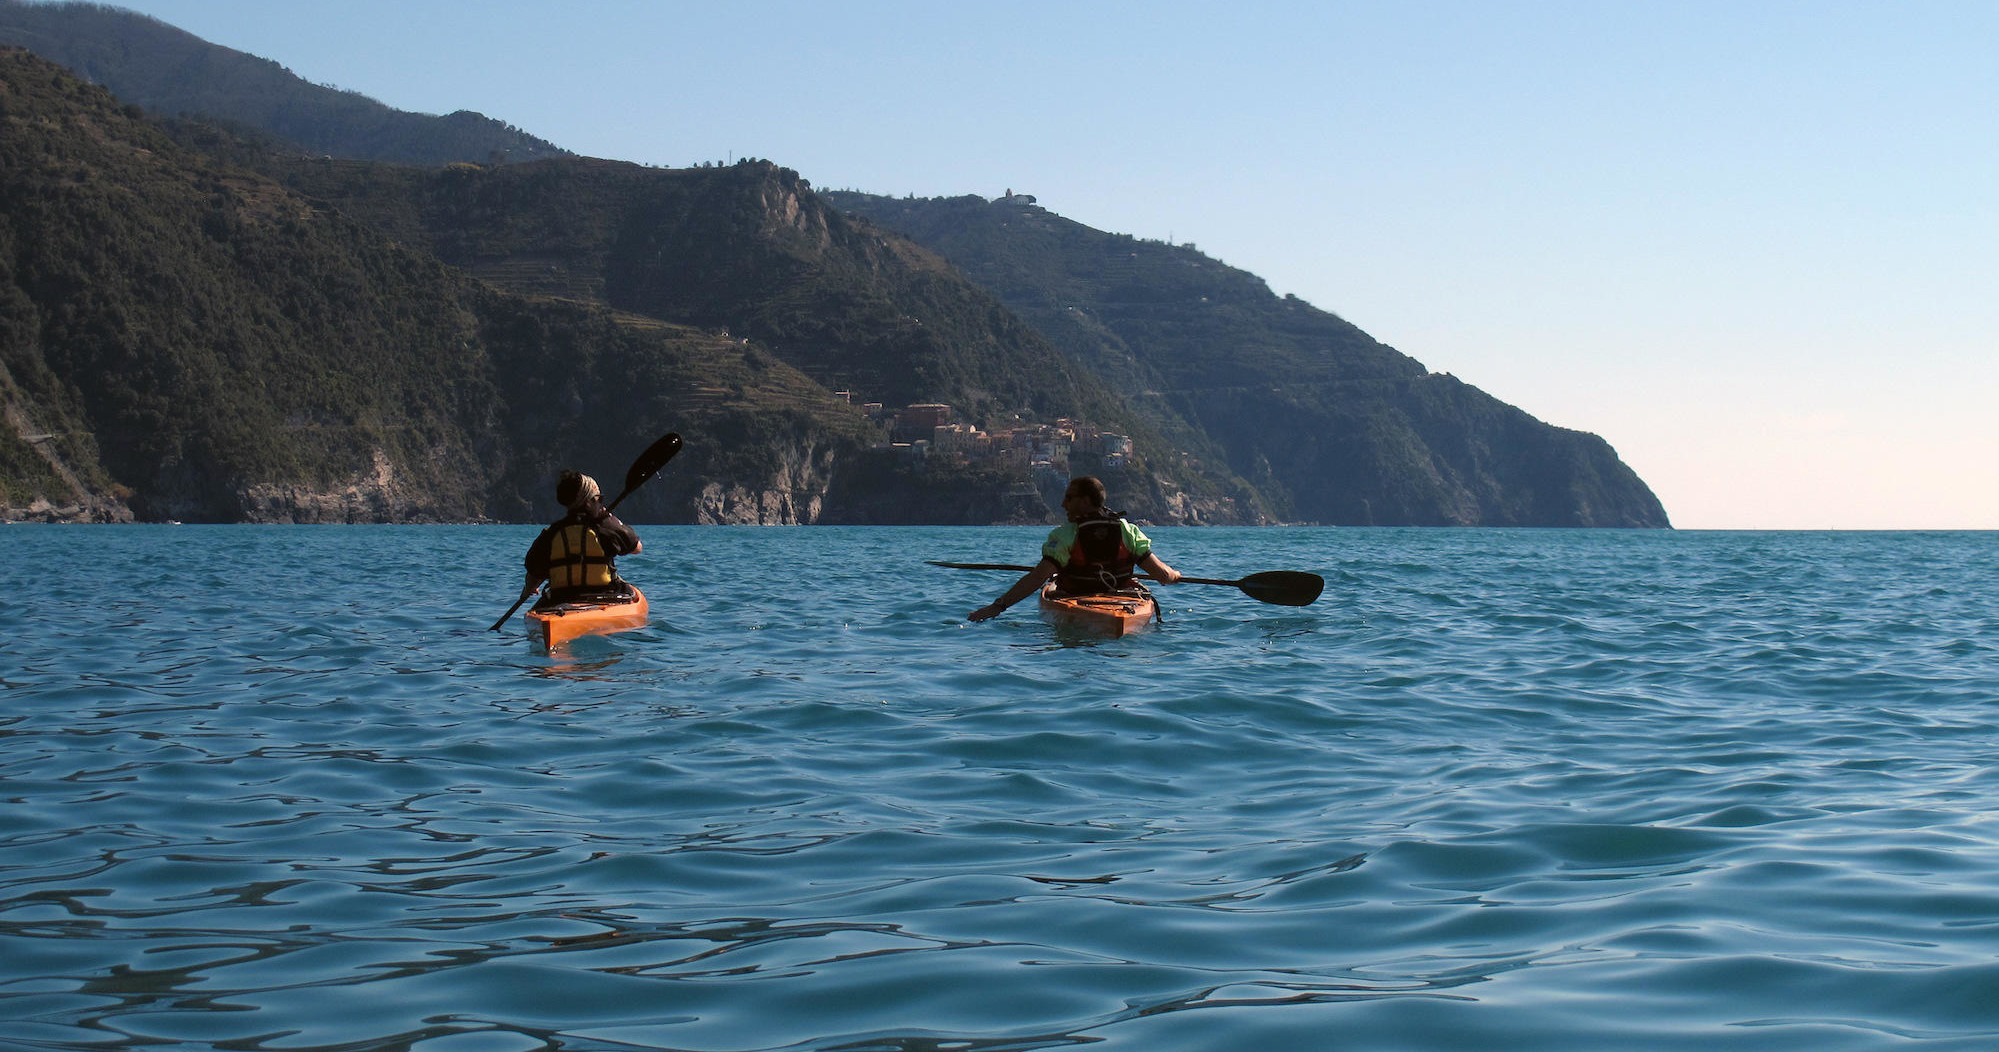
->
[968,476,1179,622]
[524,469,643,606]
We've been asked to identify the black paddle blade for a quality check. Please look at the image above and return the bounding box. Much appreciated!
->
[625,432,683,493]
[1237,570,1324,606]
[928,561,1036,572]
[604,432,683,512]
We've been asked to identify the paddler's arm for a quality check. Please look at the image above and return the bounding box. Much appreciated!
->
[587,504,642,555]
[968,557,1059,622]
[1137,552,1180,584]
[523,528,552,588]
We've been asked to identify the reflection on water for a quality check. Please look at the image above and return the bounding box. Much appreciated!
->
[525,652,632,683]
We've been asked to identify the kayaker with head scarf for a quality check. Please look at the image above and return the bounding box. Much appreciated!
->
[524,469,643,606]
[967,476,1179,622]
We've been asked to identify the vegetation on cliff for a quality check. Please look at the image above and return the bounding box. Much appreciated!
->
[827,192,1670,527]
[243,150,1249,521]
[0,48,875,522]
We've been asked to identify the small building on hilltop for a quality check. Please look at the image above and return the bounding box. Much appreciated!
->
[894,403,952,442]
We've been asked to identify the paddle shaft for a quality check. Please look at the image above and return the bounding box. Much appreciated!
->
[489,582,539,632]
[931,560,1241,582]
[931,562,1260,586]
[928,561,1324,606]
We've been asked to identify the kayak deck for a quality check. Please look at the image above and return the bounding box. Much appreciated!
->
[1038,583,1156,638]
[527,586,648,647]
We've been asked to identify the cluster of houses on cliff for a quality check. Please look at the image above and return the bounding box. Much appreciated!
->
[839,397,1133,472]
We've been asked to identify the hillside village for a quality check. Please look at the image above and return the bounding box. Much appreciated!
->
[857,399,1134,474]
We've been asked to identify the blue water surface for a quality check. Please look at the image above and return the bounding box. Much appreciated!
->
[3,525,1998,1051]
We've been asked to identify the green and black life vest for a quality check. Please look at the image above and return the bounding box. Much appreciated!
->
[1055,512,1137,594]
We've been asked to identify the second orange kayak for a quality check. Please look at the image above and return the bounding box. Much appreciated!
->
[1038,583,1157,637]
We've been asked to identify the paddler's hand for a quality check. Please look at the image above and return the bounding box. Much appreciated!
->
[967,604,1002,622]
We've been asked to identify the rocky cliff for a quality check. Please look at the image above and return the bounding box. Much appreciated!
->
[0,50,886,524]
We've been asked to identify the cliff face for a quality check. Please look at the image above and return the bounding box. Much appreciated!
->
[686,436,835,525]
[234,448,428,524]
[0,50,886,524]
[2,362,132,521]
[249,153,1266,524]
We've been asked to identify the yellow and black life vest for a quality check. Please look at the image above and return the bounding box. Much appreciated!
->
[547,524,616,590]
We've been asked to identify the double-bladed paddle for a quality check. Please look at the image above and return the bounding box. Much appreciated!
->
[490,432,683,631]
[927,561,1326,607]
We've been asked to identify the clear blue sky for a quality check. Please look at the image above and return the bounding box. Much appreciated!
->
[90,0,1999,528]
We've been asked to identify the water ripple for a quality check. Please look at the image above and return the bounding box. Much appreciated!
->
[4,527,1999,1049]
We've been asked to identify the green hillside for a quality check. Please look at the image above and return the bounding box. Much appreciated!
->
[269,157,1102,422]
[0,48,879,523]
[242,151,1261,521]
[827,192,1670,527]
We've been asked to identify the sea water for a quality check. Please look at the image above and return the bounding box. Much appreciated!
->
[2,525,1997,1051]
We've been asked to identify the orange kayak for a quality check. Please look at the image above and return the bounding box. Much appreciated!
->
[1038,583,1157,637]
[527,586,648,647]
